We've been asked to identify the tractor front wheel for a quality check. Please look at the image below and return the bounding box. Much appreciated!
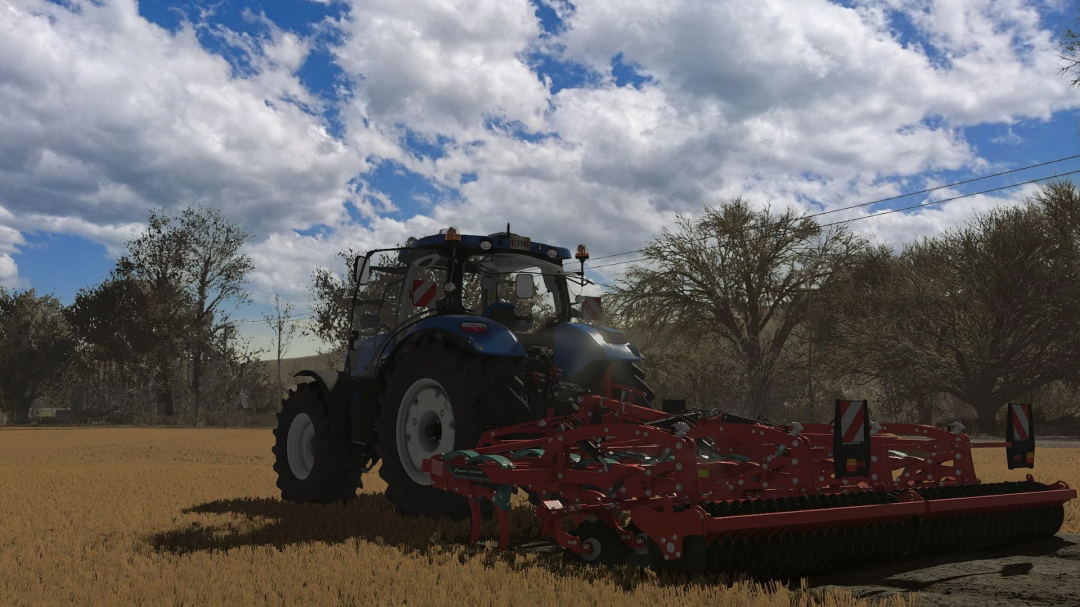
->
[272,382,361,503]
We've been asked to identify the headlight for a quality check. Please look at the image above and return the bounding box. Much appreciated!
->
[480,240,493,251]
[546,248,558,258]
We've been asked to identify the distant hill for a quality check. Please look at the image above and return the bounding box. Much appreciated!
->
[259,353,344,390]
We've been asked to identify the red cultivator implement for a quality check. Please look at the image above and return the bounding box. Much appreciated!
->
[426,397,1075,577]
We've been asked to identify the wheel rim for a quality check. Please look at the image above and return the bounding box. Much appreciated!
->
[580,538,602,562]
[396,378,456,485]
[287,412,315,480]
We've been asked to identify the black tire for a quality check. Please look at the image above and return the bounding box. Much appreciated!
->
[377,335,508,519]
[608,362,656,408]
[628,363,656,404]
[272,382,361,503]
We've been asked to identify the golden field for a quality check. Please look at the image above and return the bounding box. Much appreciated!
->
[0,428,1074,607]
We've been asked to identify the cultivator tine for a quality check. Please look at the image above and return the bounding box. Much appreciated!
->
[496,507,510,551]
[468,498,483,544]
[425,395,1076,578]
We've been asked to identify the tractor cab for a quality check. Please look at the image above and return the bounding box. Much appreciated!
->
[398,230,575,336]
[347,229,596,376]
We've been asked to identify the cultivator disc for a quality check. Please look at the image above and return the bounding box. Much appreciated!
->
[426,397,1075,578]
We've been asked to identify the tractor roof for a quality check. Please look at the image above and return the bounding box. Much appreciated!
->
[400,231,573,263]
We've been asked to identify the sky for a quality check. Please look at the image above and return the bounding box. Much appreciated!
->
[1,0,1079,360]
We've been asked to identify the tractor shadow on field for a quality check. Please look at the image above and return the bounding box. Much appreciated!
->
[149,492,522,556]
[149,495,1079,593]
[146,493,707,590]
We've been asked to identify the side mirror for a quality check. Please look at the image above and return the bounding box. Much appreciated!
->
[354,255,371,286]
[515,273,535,299]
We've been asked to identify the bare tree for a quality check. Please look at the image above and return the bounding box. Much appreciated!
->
[123,204,253,418]
[0,289,76,424]
[115,211,192,415]
[262,295,297,396]
[611,198,865,417]
[1061,11,1080,87]
[180,205,254,419]
[831,182,1080,433]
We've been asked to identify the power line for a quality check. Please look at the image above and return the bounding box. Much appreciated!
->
[818,169,1080,228]
[230,312,315,325]
[587,168,1080,271]
[813,153,1080,218]
[587,153,1080,262]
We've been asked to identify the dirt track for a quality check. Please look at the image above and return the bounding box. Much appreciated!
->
[808,534,1080,607]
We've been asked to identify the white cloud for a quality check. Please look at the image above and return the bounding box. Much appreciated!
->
[1,0,1078,357]
[0,0,380,241]
[329,0,550,139]
[0,207,26,288]
[991,127,1024,145]
[348,0,1079,270]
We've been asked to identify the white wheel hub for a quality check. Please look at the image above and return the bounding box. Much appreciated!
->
[396,378,456,485]
[287,412,315,480]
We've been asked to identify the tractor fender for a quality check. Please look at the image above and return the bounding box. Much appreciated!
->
[294,370,341,401]
[396,315,528,359]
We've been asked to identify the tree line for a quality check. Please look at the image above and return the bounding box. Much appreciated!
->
[611,180,1080,434]
[0,205,279,425]
[5,182,1080,434]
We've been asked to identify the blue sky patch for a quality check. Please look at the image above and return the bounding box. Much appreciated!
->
[611,53,652,89]
[485,117,553,143]
[526,48,597,94]
[294,223,334,238]
[402,129,455,161]
[12,232,115,304]
[532,0,567,37]
[362,160,464,221]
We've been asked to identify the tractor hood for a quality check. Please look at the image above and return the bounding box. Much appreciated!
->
[553,323,642,380]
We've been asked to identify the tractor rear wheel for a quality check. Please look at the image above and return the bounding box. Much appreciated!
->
[377,335,511,519]
[272,382,361,503]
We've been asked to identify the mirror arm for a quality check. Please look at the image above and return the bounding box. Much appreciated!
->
[347,251,376,354]
[346,277,362,354]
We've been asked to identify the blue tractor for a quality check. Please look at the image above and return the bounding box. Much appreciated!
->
[272,228,655,517]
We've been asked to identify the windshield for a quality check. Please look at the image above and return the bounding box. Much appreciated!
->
[395,250,572,332]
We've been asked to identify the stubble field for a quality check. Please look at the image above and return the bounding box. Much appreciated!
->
[0,427,1075,606]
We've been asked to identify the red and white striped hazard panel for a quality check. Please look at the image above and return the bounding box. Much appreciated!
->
[411,280,437,307]
[1011,403,1031,441]
[839,399,867,444]
[1006,402,1035,469]
[581,296,602,321]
